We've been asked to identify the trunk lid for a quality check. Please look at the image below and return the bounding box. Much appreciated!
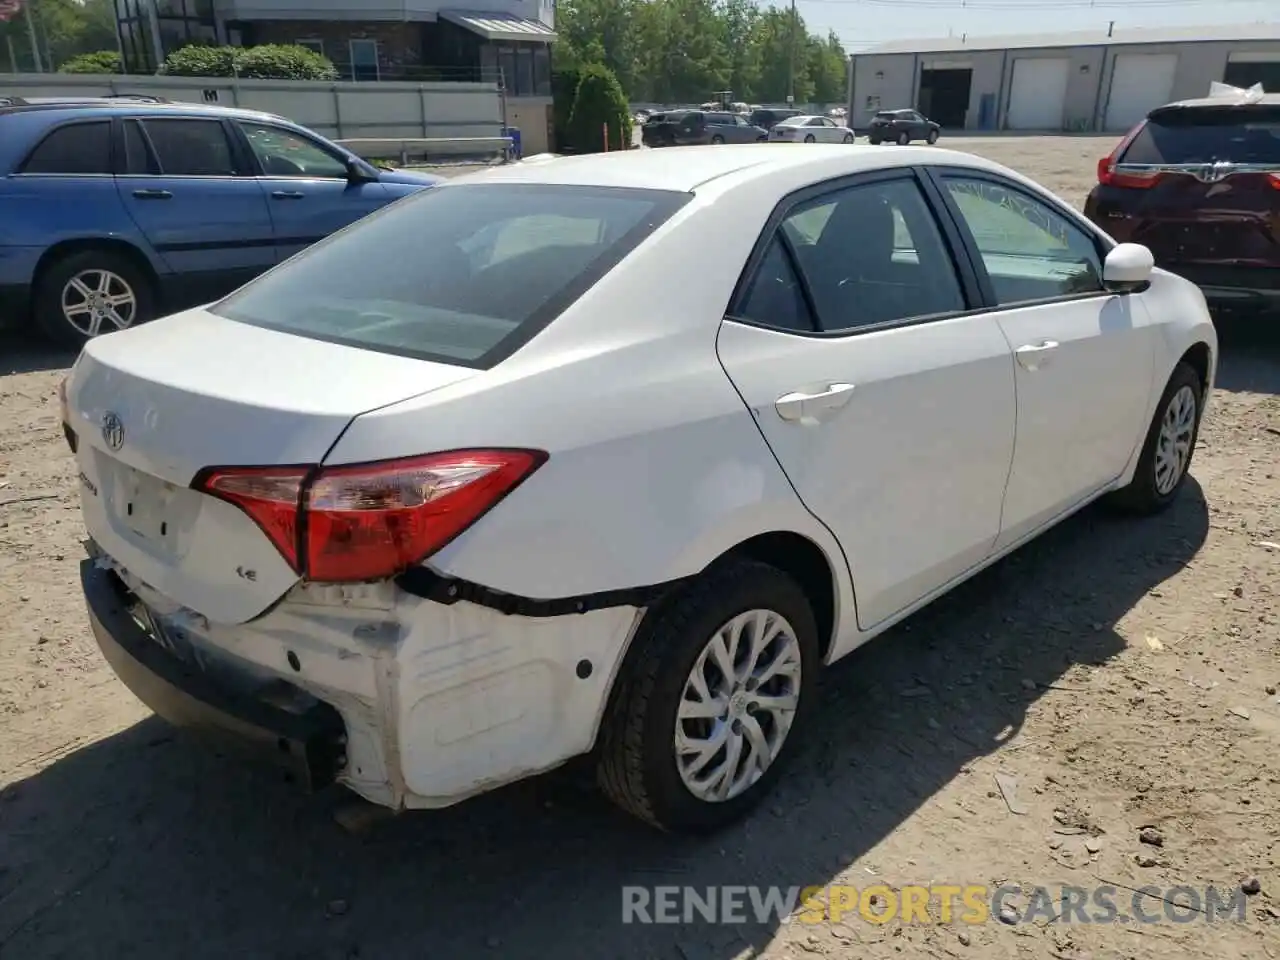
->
[1109,102,1280,270]
[68,307,477,624]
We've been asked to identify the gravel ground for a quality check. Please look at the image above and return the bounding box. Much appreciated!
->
[1,136,1278,960]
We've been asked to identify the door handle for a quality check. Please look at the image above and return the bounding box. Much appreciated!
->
[1015,340,1059,371]
[132,189,172,200]
[775,383,856,423]
[271,190,305,200]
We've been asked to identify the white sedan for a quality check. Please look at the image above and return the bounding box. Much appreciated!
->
[770,114,856,143]
[65,144,1216,835]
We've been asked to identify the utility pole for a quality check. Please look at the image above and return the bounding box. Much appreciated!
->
[786,0,796,105]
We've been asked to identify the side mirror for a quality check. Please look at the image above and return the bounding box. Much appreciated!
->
[346,156,376,183]
[1103,243,1154,293]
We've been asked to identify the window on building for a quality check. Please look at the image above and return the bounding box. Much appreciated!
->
[349,38,379,81]
[533,45,551,95]
[297,38,325,56]
[516,46,534,96]
[498,45,516,92]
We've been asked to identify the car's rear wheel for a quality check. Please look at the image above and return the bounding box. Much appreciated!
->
[1107,361,1203,514]
[927,129,940,144]
[711,134,725,144]
[34,249,154,347]
[597,559,820,834]
[803,134,816,143]
[869,136,882,145]
[842,133,854,143]
[897,131,910,145]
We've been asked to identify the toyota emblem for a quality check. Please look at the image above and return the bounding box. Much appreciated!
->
[101,411,125,451]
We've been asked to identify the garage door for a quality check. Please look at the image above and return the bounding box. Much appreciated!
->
[1006,58,1070,130]
[1104,53,1178,132]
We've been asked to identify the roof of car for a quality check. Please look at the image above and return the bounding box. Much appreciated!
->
[778,115,821,123]
[1150,93,1280,115]
[0,97,288,123]
[449,143,997,193]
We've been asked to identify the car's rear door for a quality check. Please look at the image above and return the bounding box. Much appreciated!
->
[233,119,391,263]
[925,167,1157,550]
[1092,102,1280,296]
[715,169,1017,630]
[115,116,276,307]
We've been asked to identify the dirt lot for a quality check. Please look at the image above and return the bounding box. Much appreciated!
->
[1,136,1277,960]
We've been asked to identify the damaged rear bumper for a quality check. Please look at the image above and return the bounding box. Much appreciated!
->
[82,552,646,811]
[82,559,347,790]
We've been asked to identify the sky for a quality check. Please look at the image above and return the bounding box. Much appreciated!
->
[786,0,1278,53]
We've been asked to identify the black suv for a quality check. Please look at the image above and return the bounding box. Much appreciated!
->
[748,107,803,131]
[868,109,941,145]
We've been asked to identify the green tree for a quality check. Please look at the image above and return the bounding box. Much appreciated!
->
[567,62,632,153]
[1,0,119,72]
[550,0,845,105]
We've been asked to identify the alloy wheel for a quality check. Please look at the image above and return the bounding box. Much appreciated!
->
[61,269,138,337]
[674,608,803,803]
[1154,384,1197,495]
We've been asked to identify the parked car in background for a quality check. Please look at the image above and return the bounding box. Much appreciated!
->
[769,115,856,143]
[1084,93,1280,316]
[68,144,1215,835]
[0,98,443,345]
[748,107,803,131]
[641,110,767,146]
[868,109,941,145]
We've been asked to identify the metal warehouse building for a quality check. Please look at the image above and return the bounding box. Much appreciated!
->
[847,22,1280,133]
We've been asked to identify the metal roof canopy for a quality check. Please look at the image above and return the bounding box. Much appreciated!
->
[439,10,556,43]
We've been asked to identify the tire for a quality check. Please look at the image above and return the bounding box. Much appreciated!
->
[34,248,154,347]
[1107,361,1204,515]
[842,133,854,143]
[803,134,816,143]
[897,131,910,145]
[869,136,882,145]
[756,135,768,142]
[927,129,940,144]
[711,134,725,145]
[596,559,821,834]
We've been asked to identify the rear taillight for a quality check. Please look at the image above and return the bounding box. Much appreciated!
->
[1269,173,1280,190]
[1097,120,1159,188]
[196,449,546,583]
[199,467,309,570]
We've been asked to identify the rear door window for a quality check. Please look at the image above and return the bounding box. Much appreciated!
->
[20,121,113,174]
[212,183,690,367]
[1121,105,1280,164]
[141,118,238,176]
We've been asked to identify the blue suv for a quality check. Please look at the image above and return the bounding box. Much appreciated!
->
[0,97,444,345]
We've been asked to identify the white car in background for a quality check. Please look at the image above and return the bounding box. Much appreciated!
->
[65,144,1216,835]
[770,114,856,143]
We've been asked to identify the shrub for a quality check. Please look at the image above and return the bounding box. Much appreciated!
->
[236,44,338,81]
[58,51,122,75]
[566,63,631,154]
[550,65,582,152]
[160,43,337,81]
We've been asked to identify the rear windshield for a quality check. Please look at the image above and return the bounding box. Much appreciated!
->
[874,111,896,120]
[212,183,689,367]
[1121,105,1280,165]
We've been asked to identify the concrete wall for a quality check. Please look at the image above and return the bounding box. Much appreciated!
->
[0,71,536,154]
[850,38,1280,132]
